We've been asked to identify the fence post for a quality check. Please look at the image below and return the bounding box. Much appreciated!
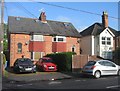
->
[72,55,73,72]
[88,55,89,62]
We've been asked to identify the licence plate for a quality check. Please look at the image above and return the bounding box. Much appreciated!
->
[25,68,32,71]
[48,67,54,69]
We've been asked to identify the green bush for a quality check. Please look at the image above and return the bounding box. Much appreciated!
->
[113,47,120,65]
[0,53,6,65]
[46,52,76,72]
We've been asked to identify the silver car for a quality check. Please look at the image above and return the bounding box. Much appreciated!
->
[82,60,120,78]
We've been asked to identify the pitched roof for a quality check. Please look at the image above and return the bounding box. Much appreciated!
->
[117,31,120,37]
[8,16,80,38]
[80,23,118,37]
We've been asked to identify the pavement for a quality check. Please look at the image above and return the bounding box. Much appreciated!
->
[2,67,82,83]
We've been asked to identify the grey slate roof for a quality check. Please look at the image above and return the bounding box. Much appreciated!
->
[117,31,120,37]
[8,16,80,38]
[80,23,118,37]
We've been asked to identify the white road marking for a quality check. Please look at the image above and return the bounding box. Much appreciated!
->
[28,84,33,86]
[17,84,32,87]
[75,80,81,82]
[48,81,62,85]
[106,85,120,89]
[17,85,23,87]
[96,78,107,80]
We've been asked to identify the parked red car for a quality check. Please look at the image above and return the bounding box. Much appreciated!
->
[36,57,57,72]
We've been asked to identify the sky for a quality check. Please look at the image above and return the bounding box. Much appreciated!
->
[3,1,119,32]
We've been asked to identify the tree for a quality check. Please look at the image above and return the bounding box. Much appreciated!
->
[3,24,8,51]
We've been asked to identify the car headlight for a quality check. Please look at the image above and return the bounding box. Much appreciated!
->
[33,65,36,68]
[19,66,23,69]
[43,64,47,68]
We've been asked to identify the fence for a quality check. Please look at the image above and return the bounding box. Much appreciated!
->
[72,55,103,72]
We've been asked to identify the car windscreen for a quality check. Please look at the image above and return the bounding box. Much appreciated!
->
[42,59,53,63]
[18,59,33,65]
[85,61,96,66]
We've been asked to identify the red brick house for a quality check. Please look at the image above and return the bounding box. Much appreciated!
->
[115,31,120,49]
[8,12,81,67]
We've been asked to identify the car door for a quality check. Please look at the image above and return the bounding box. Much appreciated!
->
[103,61,117,75]
[98,61,108,75]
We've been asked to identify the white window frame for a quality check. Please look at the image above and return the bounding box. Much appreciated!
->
[101,37,111,45]
[32,52,45,60]
[30,35,44,41]
[52,36,66,42]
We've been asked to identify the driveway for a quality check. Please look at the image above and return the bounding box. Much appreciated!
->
[3,67,82,82]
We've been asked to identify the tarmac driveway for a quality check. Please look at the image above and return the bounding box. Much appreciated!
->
[3,67,82,82]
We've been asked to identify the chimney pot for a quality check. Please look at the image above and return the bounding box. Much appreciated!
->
[39,12,47,23]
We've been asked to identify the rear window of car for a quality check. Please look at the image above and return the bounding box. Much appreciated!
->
[18,58,33,65]
[85,61,96,66]
[42,59,53,63]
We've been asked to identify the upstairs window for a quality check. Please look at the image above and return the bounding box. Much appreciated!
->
[102,41,105,45]
[102,37,105,40]
[53,36,66,42]
[102,37,105,45]
[107,37,111,45]
[101,37,111,45]
[17,43,22,53]
[54,38,56,41]
[30,35,44,41]
[58,38,64,41]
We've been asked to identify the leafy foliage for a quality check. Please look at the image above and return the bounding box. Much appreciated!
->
[113,47,120,65]
[3,24,8,51]
[46,52,76,72]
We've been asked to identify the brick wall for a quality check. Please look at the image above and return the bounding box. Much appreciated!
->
[52,42,66,52]
[9,34,80,66]
[29,41,45,52]
[44,36,53,55]
[72,55,103,72]
[10,34,30,66]
[66,37,80,55]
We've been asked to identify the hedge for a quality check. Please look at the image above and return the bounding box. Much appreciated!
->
[113,47,120,65]
[46,52,76,72]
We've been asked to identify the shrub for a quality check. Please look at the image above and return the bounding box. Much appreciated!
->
[113,47,120,65]
[46,52,76,72]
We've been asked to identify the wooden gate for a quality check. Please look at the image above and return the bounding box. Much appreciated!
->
[72,55,103,72]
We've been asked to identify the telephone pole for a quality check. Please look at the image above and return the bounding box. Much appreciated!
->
[1,0,4,75]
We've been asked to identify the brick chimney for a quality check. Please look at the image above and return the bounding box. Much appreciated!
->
[102,11,108,28]
[39,12,47,23]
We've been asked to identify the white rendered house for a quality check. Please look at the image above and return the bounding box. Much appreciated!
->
[80,11,117,59]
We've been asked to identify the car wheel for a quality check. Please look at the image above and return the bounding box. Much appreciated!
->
[94,71,101,79]
[117,70,120,76]
[32,70,36,73]
[33,71,36,73]
[13,68,19,74]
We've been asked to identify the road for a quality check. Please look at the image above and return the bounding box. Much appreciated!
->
[2,75,120,90]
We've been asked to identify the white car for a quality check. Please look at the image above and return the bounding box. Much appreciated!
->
[82,60,120,78]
